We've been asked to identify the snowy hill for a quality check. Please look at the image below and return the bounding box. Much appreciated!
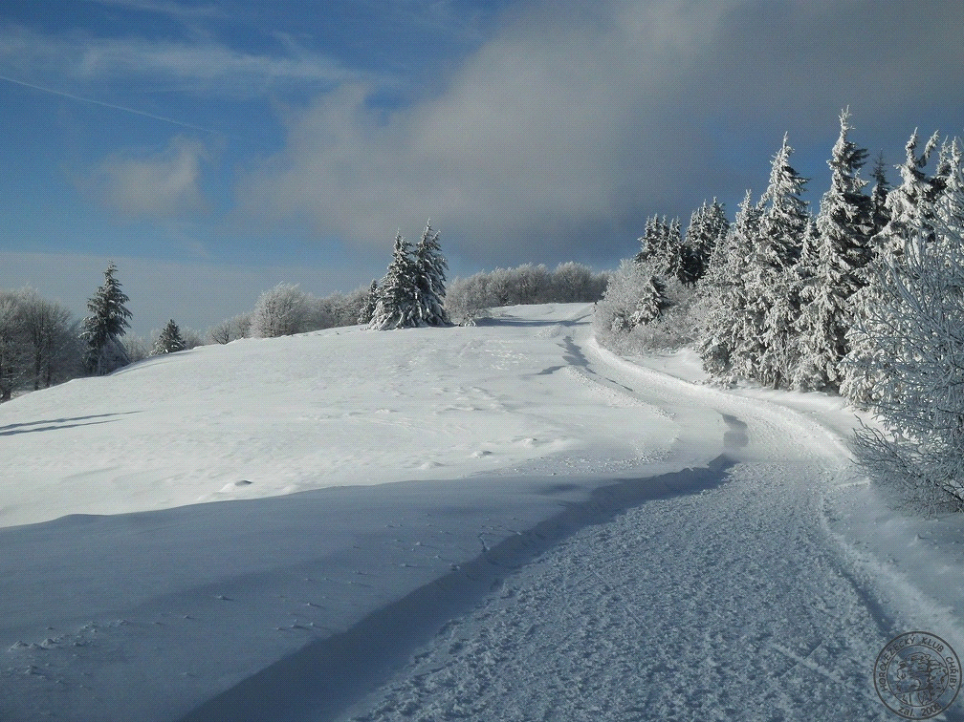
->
[2,304,964,721]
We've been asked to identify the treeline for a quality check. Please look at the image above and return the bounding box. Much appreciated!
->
[210,225,609,340]
[446,262,610,323]
[597,109,964,510]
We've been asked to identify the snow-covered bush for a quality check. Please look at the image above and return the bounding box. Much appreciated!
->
[848,146,964,511]
[208,314,251,344]
[250,283,311,338]
[594,259,697,354]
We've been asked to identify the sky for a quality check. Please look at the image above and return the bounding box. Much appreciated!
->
[1,0,963,335]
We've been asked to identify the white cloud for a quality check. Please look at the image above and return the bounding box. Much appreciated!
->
[86,136,210,219]
[235,0,964,268]
[0,23,360,96]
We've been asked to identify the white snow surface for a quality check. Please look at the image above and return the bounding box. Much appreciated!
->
[1,303,964,721]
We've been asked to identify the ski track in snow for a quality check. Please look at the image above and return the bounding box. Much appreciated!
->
[3,303,964,721]
[333,330,917,722]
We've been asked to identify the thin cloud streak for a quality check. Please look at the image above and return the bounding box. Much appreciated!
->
[0,73,220,133]
[0,23,366,97]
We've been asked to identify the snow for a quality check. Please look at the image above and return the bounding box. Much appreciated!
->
[1,303,962,721]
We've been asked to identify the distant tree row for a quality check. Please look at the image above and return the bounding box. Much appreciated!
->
[0,263,204,400]
[446,262,610,324]
[215,223,609,340]
[596,110,964,510]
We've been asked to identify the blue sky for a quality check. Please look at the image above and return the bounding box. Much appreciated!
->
[1,0,963,335]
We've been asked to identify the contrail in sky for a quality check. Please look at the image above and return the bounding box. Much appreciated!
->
[0,73,219,134]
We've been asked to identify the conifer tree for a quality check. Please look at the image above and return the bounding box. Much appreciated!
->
[794,110,874,391]
[698,191,759,380]
[635,215,682,280]
[370,233,420,330]
[81,262,132,375]
[357,279,379,325]
[153,319,186,355]
[413,221,450,326]
[681,199,729,285]
[869,152,892,237]
[843,130,943,405]
[741,135,810,388]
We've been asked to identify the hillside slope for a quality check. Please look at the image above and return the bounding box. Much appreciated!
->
[1,304,963,721]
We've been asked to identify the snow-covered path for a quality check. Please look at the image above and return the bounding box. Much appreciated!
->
[341,465,893,721]
[329,328,912,721]
[2,304,962,721]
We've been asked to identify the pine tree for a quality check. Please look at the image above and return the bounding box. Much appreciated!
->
[81,262,133,375]
[843,130,943,405]
[698,190,759,380]
[869,152,892,237]
[632,275,669,325]
[794,110,874,392]
[635,215,682,280]
[413,221,450,326]
[681,199,729,285]
[741,135,810,388]
[153,319,186,355]
[370,233,420,330]
[357,279,379,325]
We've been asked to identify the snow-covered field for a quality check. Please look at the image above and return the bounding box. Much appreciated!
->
[2,303,963,721]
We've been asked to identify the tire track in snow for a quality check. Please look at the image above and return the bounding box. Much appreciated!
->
[335,332,943,721]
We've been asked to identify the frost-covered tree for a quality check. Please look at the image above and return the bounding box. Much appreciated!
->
[0,292,29,401]
[601,262,670,333]
[17,290,80,391]
[843,130,943,405]
[413,222,450,326]
[849,163,964,509]
[697,191,759,379]
[869,152,892,237]
[209,314,251,344]
[738,135,810,388]
[153,319,186,355]
[635,216,683,280]
[357,280,379,325]
[794,110,874,392]
[370,232,420,330]
[250,283,310,338]
[81,262,133,376]
[681,199,729,285]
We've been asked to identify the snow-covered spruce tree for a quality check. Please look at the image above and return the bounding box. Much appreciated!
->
[680,199,729,286]
[869,152,892,238]
[153,319,186,355]
[740,135,810,389]
[635,215,683,280]
[842,130,944,406]
[794,110,874,392]
[357,280,379,325]
[81,262,133,376]
[849,153,964,510]
[370,232,420,330]
[696,190,759,380]
[413,221,450,326]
